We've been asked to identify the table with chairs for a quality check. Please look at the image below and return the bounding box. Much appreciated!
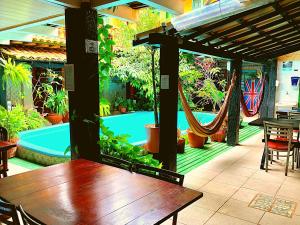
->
[249,111,300,175]
[0,157,202,225]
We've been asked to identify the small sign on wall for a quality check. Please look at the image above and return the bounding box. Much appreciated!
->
[64,64,75,91]
[161,75,169,90]
[85,39,98,54]
[282,61,293,71]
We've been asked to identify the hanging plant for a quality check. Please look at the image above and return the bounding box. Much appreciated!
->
[0,57,31,90]
[98,17,115,117]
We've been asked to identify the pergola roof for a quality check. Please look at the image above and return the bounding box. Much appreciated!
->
[134,0,300,62]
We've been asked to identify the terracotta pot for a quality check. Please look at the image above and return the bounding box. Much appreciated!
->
[177,138,185,154]
[62,112,69,123]
[46,113,63,124]
[210,129,227,142]
[120,107,127,114]
[186,129,207,148]
[145,124,160,153]
[7,137,18,158]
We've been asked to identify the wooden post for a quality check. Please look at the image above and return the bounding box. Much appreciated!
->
[0,66,7,109]
[158,41,179,172]
[227,58,242,146]
[260,59,277,118]
[65,3,100,161]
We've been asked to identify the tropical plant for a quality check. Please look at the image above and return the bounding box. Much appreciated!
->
[0,105,28,139]
[99,119,161,167]
[100,98,110,117]
[0,105,48,139]
[25,109,48,130]
[194,57,226,111]
[98,17,115,117]
[45,89,68,115]
[0,57,31,90]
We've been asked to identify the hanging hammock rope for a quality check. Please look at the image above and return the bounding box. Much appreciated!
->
[178,72,237,137]
[240,76,266,117]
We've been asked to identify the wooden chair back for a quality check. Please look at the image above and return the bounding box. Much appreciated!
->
[276,112,288,119]
[17,205,43,225]
[134,163,184,186]
[288,112,300,120]
[263,121,293,149]
[0,198,20,225]
[100,154,133,172]
[0,127,8,141]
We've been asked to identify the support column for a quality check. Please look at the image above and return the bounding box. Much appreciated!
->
[0,66,7,109]
[260,59,277,118]
[227,58,242,146]
[65,3,100,161]
[159,41,179,172]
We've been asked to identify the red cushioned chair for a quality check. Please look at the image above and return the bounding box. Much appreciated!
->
[0,127,9,178]
[263,121,295,176]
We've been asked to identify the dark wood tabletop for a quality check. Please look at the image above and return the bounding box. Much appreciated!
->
[0,159,203,225]
[248,117,300,130]
[0,141,16,151]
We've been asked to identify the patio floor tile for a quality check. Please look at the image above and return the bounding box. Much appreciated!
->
[178,205,215,225]
[201,181,239,198]
[231,187,259,203]
[218,199,265,223]
[242,177,281,195]
[259,212,300,225]
[193,191,229,211]
[205,212,256,225]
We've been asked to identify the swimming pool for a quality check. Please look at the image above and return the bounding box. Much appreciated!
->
[18,111,215,165]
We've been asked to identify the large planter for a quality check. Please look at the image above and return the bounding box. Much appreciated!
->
[177,138,185,154]
[187,129,207,148]
[145,124,160,153]
[46,113,63,124]
[210,129,227,142]
[119,107,127,114]
[62,112,69,123]
[7,137,18,158]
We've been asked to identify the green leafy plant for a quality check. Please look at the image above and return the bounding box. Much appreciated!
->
[0,105,28,139]
[98,17,114,117]
[100,119,161,168]
[45,89,68,115]
[100,98,111,117]
[25,109,48,130]
[0,57,31,90]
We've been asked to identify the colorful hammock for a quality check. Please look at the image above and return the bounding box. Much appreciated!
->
[240,76,266,117]
[178,72,237,137]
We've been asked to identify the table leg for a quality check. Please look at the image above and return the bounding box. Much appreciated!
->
[2,151,8,177]
[260,147,266,170]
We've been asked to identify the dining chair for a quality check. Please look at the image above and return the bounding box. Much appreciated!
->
[99,154,133,172]
[276,111,288,119]
[0,198,20,225]
[134,164,185,225]
[263,121,295,176]
[288,112,300,167]
[0,127,9,178]
[17,205,42,225]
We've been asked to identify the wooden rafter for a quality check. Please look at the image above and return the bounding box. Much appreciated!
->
[255,42,300,60]
[185,2,274,41]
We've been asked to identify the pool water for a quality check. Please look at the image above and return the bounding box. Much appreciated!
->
[19,111,215,157]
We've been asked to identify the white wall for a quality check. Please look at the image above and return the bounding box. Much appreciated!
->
[275,51,300,110]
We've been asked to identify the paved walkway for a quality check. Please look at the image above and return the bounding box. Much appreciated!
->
[7,131,300,225]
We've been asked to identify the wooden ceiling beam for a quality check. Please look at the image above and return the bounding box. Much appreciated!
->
[92,0,132,10]
[137,0,184,15]
[255,42,300,60]
[221,25,296,51]
[185,2,274,40]
[198,1,300,45]
[210,10,300,48]
[43,0,81,7]
[99,5,137,22]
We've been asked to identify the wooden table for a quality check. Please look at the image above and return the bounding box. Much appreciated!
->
[249,117,300,130]
[0,141,16,177]
[0,159,203,225]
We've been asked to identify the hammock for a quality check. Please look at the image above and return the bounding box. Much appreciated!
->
[240,76,266,117]
[178,72,237,137]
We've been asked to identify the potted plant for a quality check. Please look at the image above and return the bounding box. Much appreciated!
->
[210,116,228,142]
[186,128,208,148]
[177,130,186,154]
[45,89,68,124]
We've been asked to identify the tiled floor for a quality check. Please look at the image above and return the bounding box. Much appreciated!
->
[162,131,300,225]
[6,131,300,225]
